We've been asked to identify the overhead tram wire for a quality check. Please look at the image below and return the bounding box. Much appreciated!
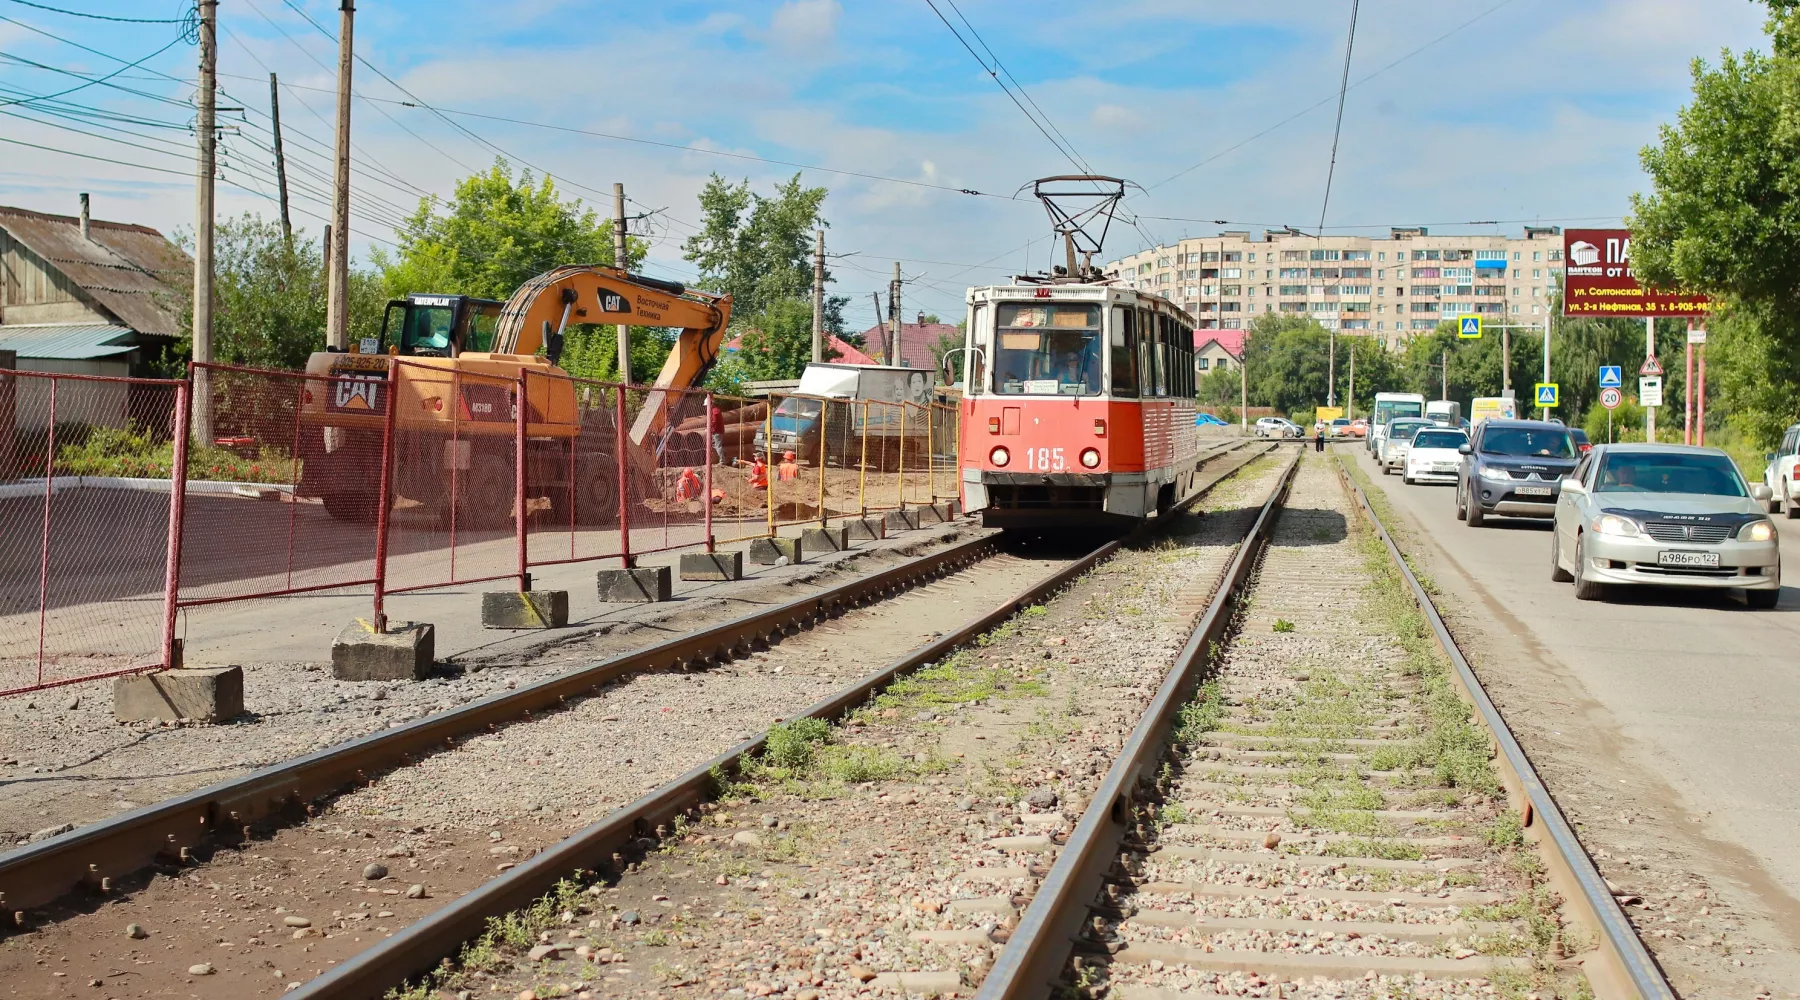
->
[1148,0,1518,192]
[1315,0,1361,237]
[0,29,187,108]
[2,0,191,24]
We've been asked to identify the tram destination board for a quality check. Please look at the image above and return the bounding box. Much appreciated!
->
[1562,228,1711,318]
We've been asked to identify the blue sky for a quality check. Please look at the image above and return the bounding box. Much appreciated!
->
[0,0,1771,322]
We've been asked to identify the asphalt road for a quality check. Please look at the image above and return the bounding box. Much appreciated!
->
[1349,444,1800,936]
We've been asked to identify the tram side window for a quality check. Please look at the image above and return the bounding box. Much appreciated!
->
[1177,325,1194,396]
[1109,306,1139,397]
[967,305,988,394]
[1154,315,1171,396]
[991,302,1103,396]
[1137,308,1160,397]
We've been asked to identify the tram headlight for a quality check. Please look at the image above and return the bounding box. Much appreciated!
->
[990,446,1010,467]
[1080,448,1101,469]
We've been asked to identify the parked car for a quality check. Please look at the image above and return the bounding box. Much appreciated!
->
[1551,444,1780,607]
[1761,422,1800,517]
[1402,427,1469,485]
[1256,416,1302,438]
[1456,419,1579,526]
[1570,428,1592,454]
[1195,412,1230,427]
[1329,418,1353,438]
[1378,418,1435,475]
[1349,418,1368,438]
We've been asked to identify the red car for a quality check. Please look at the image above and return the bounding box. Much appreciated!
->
[1570,428,1592,454]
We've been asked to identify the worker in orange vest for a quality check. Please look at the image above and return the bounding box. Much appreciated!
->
[675,467,702,501]
[777,450,800,481]
[748,456,769,490]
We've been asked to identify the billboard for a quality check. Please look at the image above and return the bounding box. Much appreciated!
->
[1562,228,1712,318]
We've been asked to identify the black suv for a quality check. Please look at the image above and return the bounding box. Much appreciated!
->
[1457,419,1580,526]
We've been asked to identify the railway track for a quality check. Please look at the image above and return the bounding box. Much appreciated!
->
[977,452,1676,1000]
[0,441,1274,997]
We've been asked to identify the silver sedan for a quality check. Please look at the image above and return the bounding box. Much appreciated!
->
[1550,444,1781,607]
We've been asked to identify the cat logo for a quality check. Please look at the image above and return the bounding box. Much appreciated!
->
[598,290,631,314]
[328,373,385,414]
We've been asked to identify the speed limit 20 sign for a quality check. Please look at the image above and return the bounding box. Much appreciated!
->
[1600,386,1623,410]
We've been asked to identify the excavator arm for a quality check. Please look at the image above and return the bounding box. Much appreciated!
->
[487,264,732,448]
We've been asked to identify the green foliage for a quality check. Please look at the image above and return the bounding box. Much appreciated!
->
[375,159,636,302]
[681,172,847,330]
[169,214,383,373]
[558,324,677,384]
[705,297,838,391]
[1240,314,1402,413]
[764,718,832,770]
[54,424,292,483]
[1272,618,1296,633]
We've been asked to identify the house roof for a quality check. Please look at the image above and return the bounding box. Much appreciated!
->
[721,333,876,365]
[0,322,139,360]
[0,206,188,336]
[1195,329,1245,359]
[860,320,956,371]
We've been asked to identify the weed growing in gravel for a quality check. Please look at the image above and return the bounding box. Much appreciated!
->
[1172,679,1225,748]
[1319,836,1424,861]
[1271,618,1295,633]
[765,718,832,769]
[1025,603,1049,617]
[1487,808,1525,850]
[1157,801,1190,829]
[1291,806,1390,838]
[382,878,590,999]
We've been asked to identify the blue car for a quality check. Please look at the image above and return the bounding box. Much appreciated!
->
[1196,413,1229,427]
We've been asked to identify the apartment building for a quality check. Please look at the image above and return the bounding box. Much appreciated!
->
[1103,226,1567,350]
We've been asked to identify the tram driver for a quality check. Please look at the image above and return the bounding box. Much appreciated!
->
[993,303,1102,395]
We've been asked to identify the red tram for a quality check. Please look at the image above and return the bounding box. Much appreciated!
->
[955,283,1200,528]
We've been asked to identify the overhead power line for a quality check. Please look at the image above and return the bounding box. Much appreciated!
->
[1316,0,1361,237]
[0,26,188,108]
[2,0,191,24]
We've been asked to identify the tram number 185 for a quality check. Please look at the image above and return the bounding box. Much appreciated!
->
[1024,447,1066,472]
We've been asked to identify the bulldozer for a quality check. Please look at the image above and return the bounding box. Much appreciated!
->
[294,266,732,525]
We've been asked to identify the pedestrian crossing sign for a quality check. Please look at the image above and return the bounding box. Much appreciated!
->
[1535,383,1559,407]
[1458,315,1481,339]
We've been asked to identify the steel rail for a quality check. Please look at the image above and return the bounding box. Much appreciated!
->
[974,449,1301,1000]
[284,439,1278,999]
[1333,458,1675,1000]
[0,527,997,920]
[0,440,1269,928]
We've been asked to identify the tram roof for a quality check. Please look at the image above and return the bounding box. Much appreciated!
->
[965,284,1182,310]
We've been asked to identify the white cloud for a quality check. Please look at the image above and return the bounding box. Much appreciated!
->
[1090,103,1144,132]
[767,0,842,53]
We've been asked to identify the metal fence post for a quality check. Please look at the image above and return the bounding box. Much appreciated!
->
[371,364,400,633]
[858,399,869,518]
[704,392,716,553]
[616,385,633,568]
[764,403,775,537]
[817,399,828,528]
[160,378,192,670]
[514,373,530,591]
[897,402,907,510]
[35,378,58,685]
[927,403,936,501]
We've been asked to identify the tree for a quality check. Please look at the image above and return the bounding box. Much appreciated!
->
[928,326,963,381]
[375,159,634,301]
[682,172,848,332]
[167,214,382,372]
[704,298,839,392]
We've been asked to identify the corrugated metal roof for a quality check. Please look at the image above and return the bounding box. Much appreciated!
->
[0,206,188,336]
[0,323,138,359]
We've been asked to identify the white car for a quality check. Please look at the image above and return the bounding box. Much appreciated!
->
[1256,417,1301,439]
[1761,422,1800,517]
[1379,418,1435,475]
[1402,427,1469,484]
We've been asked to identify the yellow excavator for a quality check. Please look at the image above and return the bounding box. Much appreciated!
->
[295,265,732,524]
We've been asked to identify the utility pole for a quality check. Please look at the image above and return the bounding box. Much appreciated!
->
[269,72,291,240]
[1502,328,1511,394]
[889,262,903,367]
[192,0,218,441]
[1327,330,1336,408]
[1239,346,1248,431]
[1540,316,1552,422]
[1346,342,1355,421]
[811,230,824,364]
[324,0,354,351]
[1645,317,1657,443]
[1441,348,1448,400]
[613,182,630,383]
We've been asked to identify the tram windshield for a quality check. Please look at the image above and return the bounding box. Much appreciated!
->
[991,302,1102,396]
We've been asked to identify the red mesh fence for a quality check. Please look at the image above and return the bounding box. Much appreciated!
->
[522,374,624,570]
[712,394,772,544]
[1,371,184,695]
[620,384,714,557]
[179,363,380,607]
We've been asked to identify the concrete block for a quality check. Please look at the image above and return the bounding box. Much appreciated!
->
[845,517,886,541]
[932,501,957,522]
[481,590,569,629]
[801,526,850,552]
[884,509,920,532]
[596,566,672,603]
[680,550,744,581]
[332,621,434,681]
[914,504,946,525]
[114,666,244,724]
[944,499,963,517]
[747,536,804,564]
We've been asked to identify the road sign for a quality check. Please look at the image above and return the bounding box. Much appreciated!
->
[1640,376,1663,407]
[1688,326,1707,344]
[1600,387,1622,410]
[1458,315,1481,339]
[1640,355,1664,376]
[1598,365,1623,389]
[1535,383,1559,407]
